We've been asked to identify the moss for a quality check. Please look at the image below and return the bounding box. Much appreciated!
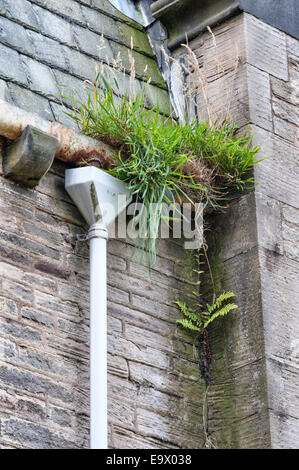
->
[97,0,144,31]
[131,49,167,89]
[118,22,155,58]
[143,85,172,116]
[109,42,167,89]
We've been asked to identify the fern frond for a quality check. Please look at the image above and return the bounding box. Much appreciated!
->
[203,303,237,328]
[207,291,236,313]
[176,318,201,332]
[175,301,200,324]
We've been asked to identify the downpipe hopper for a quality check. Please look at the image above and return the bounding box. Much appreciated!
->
[65,166,132,449]
[65,166,131,229]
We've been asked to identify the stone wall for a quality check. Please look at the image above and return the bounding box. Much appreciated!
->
[0,1,298,450]
[0,152,206,449]
[0,0,171,122]
[0,0,206,449]
[173,12,299,448]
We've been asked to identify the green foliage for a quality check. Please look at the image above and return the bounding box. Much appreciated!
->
[175,291,237,333]
[64,72,262,268]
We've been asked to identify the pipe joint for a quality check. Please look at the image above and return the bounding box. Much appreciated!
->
[88,223,108,241]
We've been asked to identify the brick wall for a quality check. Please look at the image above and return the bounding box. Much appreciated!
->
[0,0,207,449]
[0,154,205,449]
[0,1,298,450]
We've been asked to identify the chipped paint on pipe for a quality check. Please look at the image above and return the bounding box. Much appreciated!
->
[0,99,115,169]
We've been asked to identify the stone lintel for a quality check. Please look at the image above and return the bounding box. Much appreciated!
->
[3,125,59,187]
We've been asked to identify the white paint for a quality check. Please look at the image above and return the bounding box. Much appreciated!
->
[65,167,131,449]
[89,224,108,449]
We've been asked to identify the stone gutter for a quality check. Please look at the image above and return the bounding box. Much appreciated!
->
[0,99,116,186]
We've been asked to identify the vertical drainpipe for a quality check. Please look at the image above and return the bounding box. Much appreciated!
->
[88,222,108,449]
[65,166,131,449]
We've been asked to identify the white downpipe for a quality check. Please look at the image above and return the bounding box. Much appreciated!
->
[65,166,132,450]
[88,224,108,449]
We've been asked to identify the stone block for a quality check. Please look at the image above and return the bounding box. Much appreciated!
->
[0,241,33,270]
[27,30,68,70]
[252,126,299,209]
[0,337,17,362]
[142,83,172,115]
[22,221,63,249]
[3,418,76,449]
[31,4,74,45]
[109,41,166,88]
[273,117,296,142]
[3,125,59,187]
[7,83,54,121]
[270,411,299,449]
[267,357,299,420]
[107,285,129,304]
[57,318,88,342]
[29,0,85,26]
[108,334,169,370]
[0,365,73,403]
[259,250,299,360]
[52,69,87,107]
[2,280,33,305]
[22,57,60,99]
[16,397,46,422]
[0,16,33,55]
[50,407,72,427]
[271,76,299,107]
[72,22,113,61]
[136,407,203,448]
[112,425,177,449]
[272,96,299,126]
[35,291,81,320]
[282,205,299,226]
[255,192,283,255]
[0,261,55,293]
[282,221,299,244]
[64,47,97,81]
[0,78,11,100]
[0,317,42,344]
[21,307,55,329]
[0,296,17,319]
[49,102,80,132]
[247,64,272,131]
[245,13,288,80]
[286,36,299,60]
[108,301,176,334]
[0,44,27,85]
[0,228,61,261]
[107,353,128,378]
[108,395,135,429]
[0,0,41,30]
[284,241,299,263]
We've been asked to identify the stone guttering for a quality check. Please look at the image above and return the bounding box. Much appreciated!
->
[150,0,240,50]
[0,99,115,186]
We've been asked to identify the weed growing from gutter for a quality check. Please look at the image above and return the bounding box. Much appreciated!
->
[64,72,262,269]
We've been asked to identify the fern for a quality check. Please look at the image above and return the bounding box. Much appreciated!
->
[210,291,235,311]
[175,301,200,323]
[203,303,238,328]
[176,291,237,334]
[177,318,201,332]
